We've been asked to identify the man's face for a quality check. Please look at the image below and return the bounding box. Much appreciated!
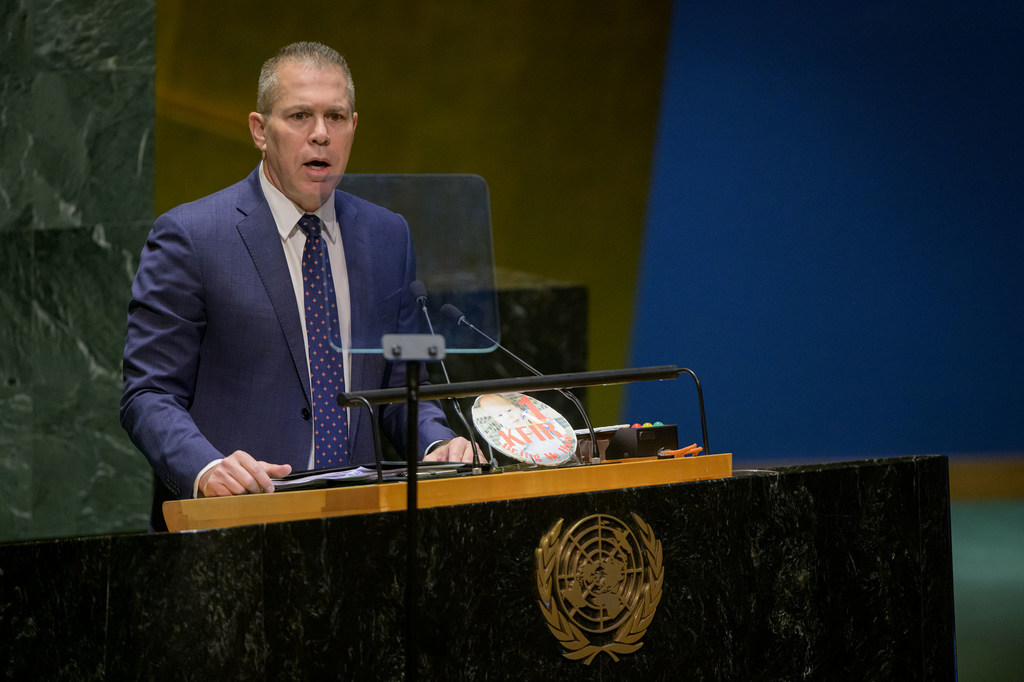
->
[248,61,357,212]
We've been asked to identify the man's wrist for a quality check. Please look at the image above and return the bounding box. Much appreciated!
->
[424,439,450,456]
[193,459,222,498]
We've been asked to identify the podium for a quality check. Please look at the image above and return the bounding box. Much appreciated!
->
[162,453,732,531]
[0,454,955,680]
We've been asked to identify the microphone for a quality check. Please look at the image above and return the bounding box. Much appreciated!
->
[410,281,488,470]
[410,279,428,308]
[440,303,598,464]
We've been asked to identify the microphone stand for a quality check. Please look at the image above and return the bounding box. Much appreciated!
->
[411,283,488,470]
[441,304,597,464]
[379,333,444,682]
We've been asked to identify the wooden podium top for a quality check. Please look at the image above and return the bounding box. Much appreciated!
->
[162,453,732,532]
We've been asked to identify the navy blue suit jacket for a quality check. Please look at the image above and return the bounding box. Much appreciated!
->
[120,168,454,525]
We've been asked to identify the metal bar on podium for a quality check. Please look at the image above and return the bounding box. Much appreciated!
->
[339,364,710,456]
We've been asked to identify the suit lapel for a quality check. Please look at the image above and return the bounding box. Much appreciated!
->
[235,170,312,407]
[336,192,380,448]
[337,192,377,355]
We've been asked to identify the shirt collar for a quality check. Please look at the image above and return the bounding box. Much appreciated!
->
[258,161,339,243]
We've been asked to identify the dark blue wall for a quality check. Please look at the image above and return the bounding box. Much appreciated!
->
[626,1,1024,462]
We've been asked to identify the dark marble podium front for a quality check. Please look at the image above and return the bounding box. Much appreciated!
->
[0,455,955,680]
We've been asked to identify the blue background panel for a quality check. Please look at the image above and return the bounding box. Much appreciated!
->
[627,2,1024,461]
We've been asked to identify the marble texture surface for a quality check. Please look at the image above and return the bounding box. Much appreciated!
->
[0,0,155,543]
[105,528,267,679]
[0,535,111,680]
[0,455,956,680]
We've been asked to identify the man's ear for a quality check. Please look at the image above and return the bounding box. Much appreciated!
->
[248,112,267,152]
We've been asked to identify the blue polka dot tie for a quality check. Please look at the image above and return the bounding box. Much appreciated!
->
[299,214,349,467]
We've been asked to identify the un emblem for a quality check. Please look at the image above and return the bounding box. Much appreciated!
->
[535,513,663,664]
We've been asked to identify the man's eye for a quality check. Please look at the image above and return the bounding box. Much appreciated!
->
[292,112,307,120]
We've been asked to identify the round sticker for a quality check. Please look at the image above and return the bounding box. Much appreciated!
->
[471,392,577,466]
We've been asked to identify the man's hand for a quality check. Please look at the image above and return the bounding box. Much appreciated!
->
[423,436,483,464]
[198,450,293,497]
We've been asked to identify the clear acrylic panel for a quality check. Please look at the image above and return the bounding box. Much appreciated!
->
[337,174,499,353]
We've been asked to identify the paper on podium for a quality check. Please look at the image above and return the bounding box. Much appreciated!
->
[271,461,473,492]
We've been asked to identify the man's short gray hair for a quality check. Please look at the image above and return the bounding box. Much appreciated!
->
[256,41,355,115]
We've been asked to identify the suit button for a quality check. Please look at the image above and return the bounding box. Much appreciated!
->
[301,408,311,421]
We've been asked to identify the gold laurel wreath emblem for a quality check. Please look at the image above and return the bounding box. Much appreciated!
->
[535,513,664,664]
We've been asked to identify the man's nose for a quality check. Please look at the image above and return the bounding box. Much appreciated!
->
[310,116,330,145]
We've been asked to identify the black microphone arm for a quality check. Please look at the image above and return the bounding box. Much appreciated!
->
[440,303,598,464]
[410,281,487,469]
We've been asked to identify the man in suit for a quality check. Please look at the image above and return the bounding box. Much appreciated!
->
[121,42,476,528]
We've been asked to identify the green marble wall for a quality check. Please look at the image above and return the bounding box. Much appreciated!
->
[0,0,155,542]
